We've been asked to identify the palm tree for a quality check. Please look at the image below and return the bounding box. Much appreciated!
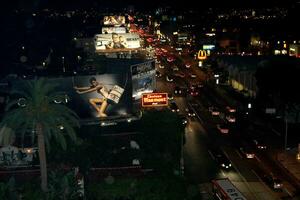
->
[0,77,80,192]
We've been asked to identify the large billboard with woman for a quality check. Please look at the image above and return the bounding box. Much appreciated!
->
[5,74,133,121]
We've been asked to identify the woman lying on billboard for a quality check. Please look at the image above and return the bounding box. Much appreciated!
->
[74,77,124,118]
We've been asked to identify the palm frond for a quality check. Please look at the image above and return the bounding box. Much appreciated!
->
[5,99,20,112]
[0,125,15,146]
[2,77,79,152]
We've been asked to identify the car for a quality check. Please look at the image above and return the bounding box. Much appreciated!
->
[180,115,188,125]
[159,64,165,69]
[161,48,168,53]
[239,143,255,159]
[211,149,232,170]
[168,94,174,101]
[195,82,204,88]
[166,75,174,82]
[172,66,179,71]
[185,108,196,117]
[217,123,229,134]
[226,106,236,113]
[252,138,267,150]
[174,86,182,95]
[209,106,220,116]
[263,174,283,190]
[226,115,236,123]
[155,71,162,77]
[189,88,199,96]
[185,63,191,68]
[190,73,197,78]
[167,56,175,62]
[169,102,179,113]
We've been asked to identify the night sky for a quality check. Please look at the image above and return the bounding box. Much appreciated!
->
[3,0,299,11]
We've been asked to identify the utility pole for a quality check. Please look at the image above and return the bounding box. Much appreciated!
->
[180,131,184,176]
[284,106,288,150]
[284,116,288,150]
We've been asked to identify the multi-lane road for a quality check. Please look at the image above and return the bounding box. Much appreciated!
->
[153,44,296,199]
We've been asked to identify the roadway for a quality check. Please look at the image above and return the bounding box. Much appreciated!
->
[153,43,294,199]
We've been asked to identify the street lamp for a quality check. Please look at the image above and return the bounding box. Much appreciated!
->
[62,56,65,73]
[180,130,185,176]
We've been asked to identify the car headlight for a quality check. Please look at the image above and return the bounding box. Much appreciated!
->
[229,163,232,167]
[222,164,225,167]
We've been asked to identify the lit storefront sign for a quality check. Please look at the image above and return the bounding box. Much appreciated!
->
[197,50,207,60]
[142,93,168,107]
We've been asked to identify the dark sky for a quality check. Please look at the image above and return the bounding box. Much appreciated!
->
[3,0,299,11]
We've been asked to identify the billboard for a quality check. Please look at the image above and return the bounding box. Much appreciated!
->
[6,75,133,121]
[102,27,127,34]
[131,61,156,100]
[142,93,168,107]
[103,16,126,26]
[94,33,141,52]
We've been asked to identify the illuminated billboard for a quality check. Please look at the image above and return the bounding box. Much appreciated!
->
[7,75,133,121]
[203,45,215,50]
[102,27,127,34]
[94,33,141,52]
[131,61,156,100]
[103,16,126,26]
[142,93,168,107]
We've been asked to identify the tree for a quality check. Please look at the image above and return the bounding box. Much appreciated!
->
[0,78,80,192]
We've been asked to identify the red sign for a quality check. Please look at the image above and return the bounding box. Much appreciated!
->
[142,93,168,107]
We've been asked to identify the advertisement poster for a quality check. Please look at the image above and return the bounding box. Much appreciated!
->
[94,33,141,51]
[7,75,133,121]
[102,27,127,34]
[103,16,126,26]
[131,61,156,100]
